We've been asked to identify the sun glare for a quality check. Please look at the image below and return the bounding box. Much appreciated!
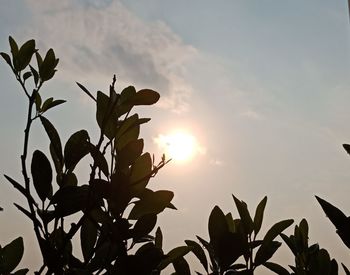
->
[154,131,204,162]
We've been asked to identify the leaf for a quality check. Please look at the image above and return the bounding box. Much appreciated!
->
[158,246,191,270]
[64,130,90,171]
[132,214,157,240]
[185,240,208,272]
[208,205,229,243]
[263,262,290,275]
[130,153,152,195]
[255,241,282,266]
[31,150,53,201]
[132,89,160,105]
[155,227,163,250]
[254,196,267,236]
[232,195,254,235]
[12,269,29,275]
[81,217,98,262]
[343,144,350,155]
[40,116,63,172]
[76,82,96,102]
[342,263,350,275]
[215,231,247,269]
[51,185,90,217]
[173,257,191,275]
[255,219,293,265]
[23,71,32,82]
[39,48,59,81]
[0,237,24,273]
[0,52,12,67]
[17,39,36,71]
[41,99,66,113]
[29,65,39,86]
[9,36,18,59]
[14,203,42,230]
[280,233,297,256]
[129,190,174,219]
[96,91,119,139]
[89,144,109,177]
[315,196,347,230]
[118,139,144,169]
[262,219,294,244]
[3,175,35,205]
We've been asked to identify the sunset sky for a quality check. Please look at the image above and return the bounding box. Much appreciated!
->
[1,1,350,273]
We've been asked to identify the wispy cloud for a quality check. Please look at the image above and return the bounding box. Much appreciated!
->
[19,0,196,113]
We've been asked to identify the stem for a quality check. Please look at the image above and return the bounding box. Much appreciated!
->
[20,84,46,264]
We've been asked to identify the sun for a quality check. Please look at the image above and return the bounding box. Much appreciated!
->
[154,131,203,162]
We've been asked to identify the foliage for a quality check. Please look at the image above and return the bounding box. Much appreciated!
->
[0,36,186,274]
[280,219,338,275]
[185,196,293,275]
[1,36,349,275]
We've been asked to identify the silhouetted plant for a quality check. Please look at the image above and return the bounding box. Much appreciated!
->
[279,219,338,275]
[183,196,293,275]
[0,36,189,274]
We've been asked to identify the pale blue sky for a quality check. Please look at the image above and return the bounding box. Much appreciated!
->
[1,1,350,274]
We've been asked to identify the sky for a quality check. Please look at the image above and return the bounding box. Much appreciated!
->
[1,0,350,274]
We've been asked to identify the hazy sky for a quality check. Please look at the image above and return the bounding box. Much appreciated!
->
[1,1,350,274]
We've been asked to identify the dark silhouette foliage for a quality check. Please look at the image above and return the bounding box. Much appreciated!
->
[0,36,349,275]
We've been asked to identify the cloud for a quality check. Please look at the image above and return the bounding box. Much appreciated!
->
[239,109,264,120]
[20,0,196,113]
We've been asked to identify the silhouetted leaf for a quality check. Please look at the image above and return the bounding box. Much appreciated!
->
[64,130,90,171]
[96,91,119,139]
[76,82,96,102]
[173,257,191,275]
[315,196,347,230]
[342,263,350,275]
[9,36,18,69]
[31,150,53,201]
[129,190,174,219]
[115,117,141,150]
[0,52,12,67]
[51,185,90,217]
[132,214,157,240]
[185,240,208,272]
[233,195,254,235]
[118,139,144,169]
[132,89,160,105]
[14,203,42,230]
[280,233,297,256]
[330,259,338,275]
[0,237,24,273]
[12,268,29,275]
[263,262,290,275]
[39,48,58,81]
[3,175,35,205]
[263,219,294,244]
[135,242,163,273]
[254,196,267,236]
[23,71,32,82]
[343,144,350,156]
[81,217,98,262]
[215,231,247,269]
[89,145,109,177]
[40,116,63,172]
[17,39,36,71]
[208,205,229,243]
[255,241,282,266]
[158,246,191,270]
[41,99,66,113]
[155,227,163,250]
[29,65,39,86]
[130,153,152,195]
[35,51,42,67]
